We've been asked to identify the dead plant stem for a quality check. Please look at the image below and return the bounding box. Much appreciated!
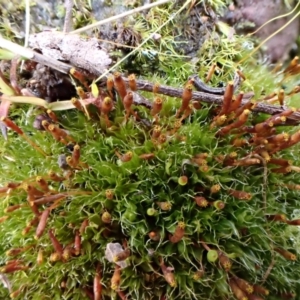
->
[1,36,300,123]
[127,79,300,124]
[70,0,172,34]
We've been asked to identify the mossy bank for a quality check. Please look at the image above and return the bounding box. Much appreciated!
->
[0,1,300,300]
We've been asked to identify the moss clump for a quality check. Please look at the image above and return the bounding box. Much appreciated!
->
[1,1,300,300]
[1,62,300,300]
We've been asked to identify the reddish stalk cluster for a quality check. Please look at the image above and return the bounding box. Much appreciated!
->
[104,74,197,139]
[198,78,300,173]
[218,251,232,272]
[151,96,163,123]
[111,265,121,290]
[1,116,47,156]
[160,259,176,287]
[228,189,252,201]
[228,270,269,300]
[274,248,297,261]
[169,222,185,243]
[176,83,193,118]
[71,97,85,112]
[93,265,102,300]
[284,56,300,75]
[0,260,29,274]
[0,172,94,271]
[199,236,273,299]
[194,196,225,210]
[115,150,133,163]
[45,123,75,145]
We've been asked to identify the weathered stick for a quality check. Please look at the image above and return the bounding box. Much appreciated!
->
[1,36,300,124]
[124,79,300,125]
[0,36,71,75]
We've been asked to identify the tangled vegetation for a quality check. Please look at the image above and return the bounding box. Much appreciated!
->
[0,1,300,300]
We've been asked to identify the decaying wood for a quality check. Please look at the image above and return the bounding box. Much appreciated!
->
[29,32,112,75]
[0,36,71,74]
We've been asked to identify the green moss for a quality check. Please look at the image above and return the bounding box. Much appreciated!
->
[1,1,300,300]
[1,75,300,298]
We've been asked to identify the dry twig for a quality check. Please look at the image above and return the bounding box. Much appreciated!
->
[63,0,74,33]
[124,79,300,125]
[1,36,300,123]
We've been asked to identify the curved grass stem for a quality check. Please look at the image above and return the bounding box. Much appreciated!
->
[94,0,192,82]
[70,0,173,35]
[238,8,300,65]
[247,1,300,37]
